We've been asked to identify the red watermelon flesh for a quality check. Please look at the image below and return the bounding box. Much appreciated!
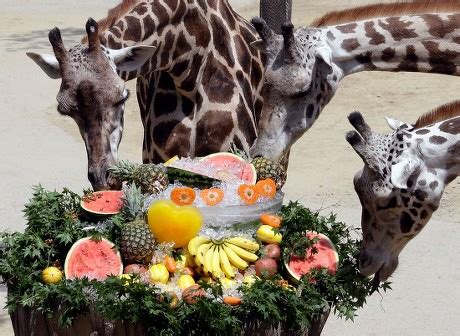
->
[64,237,123,281]
[81,190,123,215]
[200,153,257,184]
[286,232,339,281]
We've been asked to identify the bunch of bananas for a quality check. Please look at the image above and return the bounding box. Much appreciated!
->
[188,236,259,279]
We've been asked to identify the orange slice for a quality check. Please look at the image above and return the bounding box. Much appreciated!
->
[255,179,277,199]
[237,184,259,205]
[170,187,196,206]
[200,188,224,206]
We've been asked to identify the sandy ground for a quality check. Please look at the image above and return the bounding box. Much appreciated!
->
[0,0,459,335]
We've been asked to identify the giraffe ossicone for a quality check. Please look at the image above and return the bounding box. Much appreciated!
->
[250,2,460,163]
[347,104,459,284]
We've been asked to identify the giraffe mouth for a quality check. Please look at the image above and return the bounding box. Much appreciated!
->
[369,268,382,295]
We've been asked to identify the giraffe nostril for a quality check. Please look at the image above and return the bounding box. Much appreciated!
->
[360,253,372,268]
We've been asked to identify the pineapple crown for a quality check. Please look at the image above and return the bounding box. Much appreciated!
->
[121,184,147,222]
[108,160,139,183]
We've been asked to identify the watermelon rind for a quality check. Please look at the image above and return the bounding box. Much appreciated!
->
[284,232,339,282]
[166,166,220,189]
[80,190,123,216]
[64,237,123,281]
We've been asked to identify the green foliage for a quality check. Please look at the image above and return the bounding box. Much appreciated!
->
[236,276,323,332]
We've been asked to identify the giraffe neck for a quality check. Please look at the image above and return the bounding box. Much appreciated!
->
[102,0,210,90]
[324,13,460,77]
[96,0,264,160]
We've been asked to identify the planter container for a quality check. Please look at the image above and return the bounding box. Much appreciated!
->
[9,301,330,336]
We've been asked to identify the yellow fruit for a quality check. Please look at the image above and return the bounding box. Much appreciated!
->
[177,274,196,290]
[42,266,63,284]
[256,225,283,244]
[147,200,203,248]
[149,264,169,284]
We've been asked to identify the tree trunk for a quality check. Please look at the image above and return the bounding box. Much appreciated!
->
[260,0,293,34]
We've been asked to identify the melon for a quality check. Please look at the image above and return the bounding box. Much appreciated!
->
[81,190,123,215]
[200,152,257,184]
[64,237,123,281]
[285,232,339,282]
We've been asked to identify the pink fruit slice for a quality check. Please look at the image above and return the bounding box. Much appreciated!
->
[200,152,257,184]
[64,237,123,281]
[285,232,339,282]
[81,190,123,215]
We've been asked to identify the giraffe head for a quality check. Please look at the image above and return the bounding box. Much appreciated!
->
[346,111,457,283]
[249,18,338,162]
[27,18,156,190]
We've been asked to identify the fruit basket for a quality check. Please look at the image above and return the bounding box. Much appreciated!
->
[1,155,389,336]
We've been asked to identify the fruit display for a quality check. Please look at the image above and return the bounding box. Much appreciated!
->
[147,200,203,248]
[285,232,340,282]
[199,152,257,184]
[80,190,123,215]
[187,235,259,279]
[109,160,169,194]
[64,237,123,281]
[42,266,63,284]
[0,172,389,335]
[251,156,287,190]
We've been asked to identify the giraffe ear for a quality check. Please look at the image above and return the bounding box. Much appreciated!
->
[385,117,404,131]
[390,156,421,189]
[27,52,61,79]
[250,39,266,53]
[314,45,332,68]
[109,45,157,72]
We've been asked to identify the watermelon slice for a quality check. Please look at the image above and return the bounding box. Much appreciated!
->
[285,232,339,282]
[64,237,123,281]
[81,190,123,215]
[200,152,257,184]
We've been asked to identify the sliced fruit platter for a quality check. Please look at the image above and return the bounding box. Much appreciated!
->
[0,154,389,335]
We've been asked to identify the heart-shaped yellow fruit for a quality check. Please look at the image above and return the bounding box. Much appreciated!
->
[147,200,203,248]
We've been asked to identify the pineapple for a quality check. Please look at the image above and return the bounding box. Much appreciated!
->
[120,184,155,263]
[120,218,156,263]
[251,157,287,190]
[109,160,169,194]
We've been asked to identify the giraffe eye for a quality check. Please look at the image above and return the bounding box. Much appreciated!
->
[114,89,130,107]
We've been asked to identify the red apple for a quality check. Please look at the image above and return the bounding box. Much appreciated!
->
[263,244,281,260]
[255,258,278,277]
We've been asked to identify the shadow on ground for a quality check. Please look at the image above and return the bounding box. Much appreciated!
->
[2,28,84,52]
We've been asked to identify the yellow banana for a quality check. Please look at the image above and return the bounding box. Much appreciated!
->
[222,243,248,270]
[226,243,259,262]
[188,236,210,256]
[203,245,215,274]
[226,237,259,252]
[211,245,223,279]
[219,246,235,278]
[195,242,212,267]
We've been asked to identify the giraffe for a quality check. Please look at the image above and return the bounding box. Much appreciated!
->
[346,102,460,285]
[27,0,265,190]
[248,1,460,164]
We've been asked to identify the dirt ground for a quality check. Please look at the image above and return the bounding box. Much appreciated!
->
[0,1,458,335]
